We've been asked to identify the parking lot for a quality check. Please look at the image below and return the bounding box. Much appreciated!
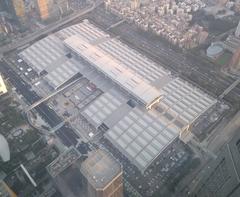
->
[12,55,39,83]
[45,77,103,141]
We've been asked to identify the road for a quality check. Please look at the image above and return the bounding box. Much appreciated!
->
[0,0,103,55]
[0,61,79,147]
[219,77,240,99]
[25,76,82,112]
[0,61,61,126]
[106,19,126,30]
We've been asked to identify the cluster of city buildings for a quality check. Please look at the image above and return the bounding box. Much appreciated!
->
[0,0,70,23]
[105,0,208,49]
[207,20,240,75]
[208,0,240,15]
[0,0,88,43]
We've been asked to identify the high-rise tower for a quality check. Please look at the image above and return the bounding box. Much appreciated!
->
[37,0,52,20]
[81,149,123,197]
[36,0,70,21]
[11,0,25,19]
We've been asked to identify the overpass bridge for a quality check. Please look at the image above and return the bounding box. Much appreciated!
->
[106,19,126,31]
[219,77,240,99]
[25,77,82,113]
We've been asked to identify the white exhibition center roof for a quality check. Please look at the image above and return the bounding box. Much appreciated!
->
[18,20,217,172]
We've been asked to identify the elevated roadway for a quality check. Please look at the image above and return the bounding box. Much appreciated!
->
[0,0,103,55]
[25,77,82,113]
[106,19,126,31]
[219,77,240,99]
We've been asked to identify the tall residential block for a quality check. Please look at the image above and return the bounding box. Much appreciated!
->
[37,0,52,20]
[11,0,25,19]
[36,0,69,21]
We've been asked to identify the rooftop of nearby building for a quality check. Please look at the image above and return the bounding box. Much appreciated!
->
[47,147,81,177]
[190,129,240,197]
[80,149,122,189]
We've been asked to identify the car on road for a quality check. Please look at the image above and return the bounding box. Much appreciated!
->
[17,59,23,63]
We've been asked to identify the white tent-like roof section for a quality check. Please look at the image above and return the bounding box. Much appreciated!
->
[64,35,162,107]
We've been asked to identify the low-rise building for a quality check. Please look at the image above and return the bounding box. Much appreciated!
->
[105,0,207,49]
[81,149,123,197]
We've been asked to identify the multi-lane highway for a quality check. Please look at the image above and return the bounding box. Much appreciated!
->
[0,61,79,147]
[0,62,61,126]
